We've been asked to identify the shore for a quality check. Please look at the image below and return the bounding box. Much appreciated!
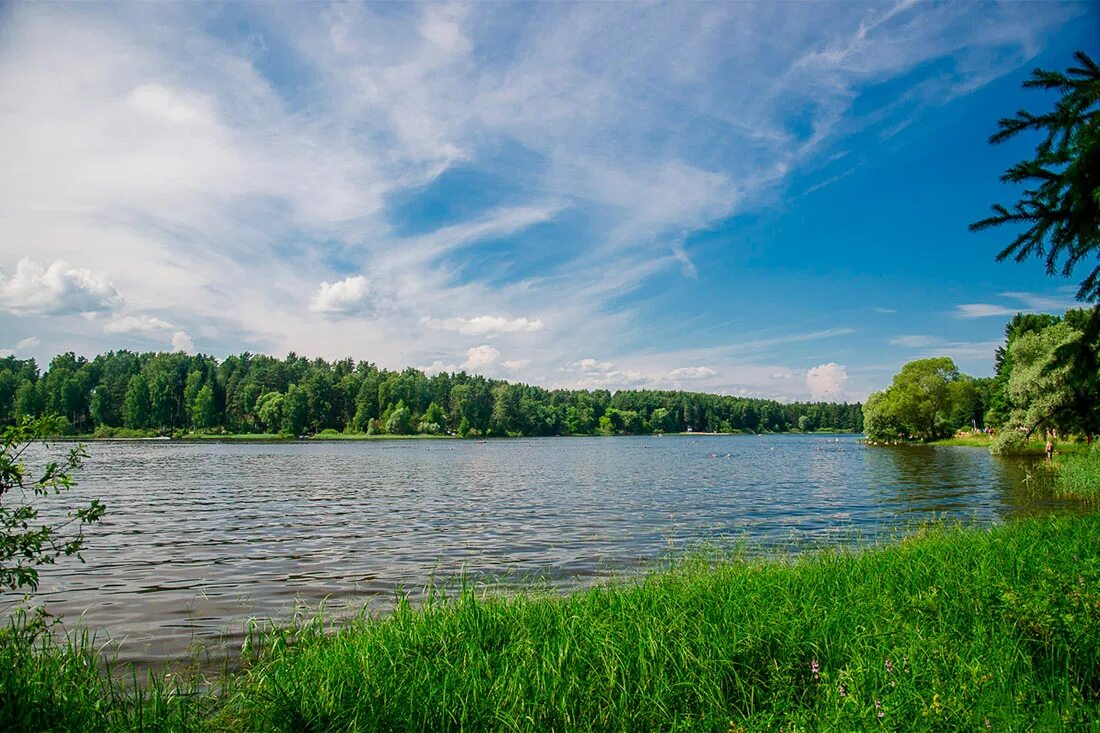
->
[5,512,1099,731]
[932,433,1093,457]
[54,430,862,443]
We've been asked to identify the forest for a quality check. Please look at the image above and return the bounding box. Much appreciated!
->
[0,350,863,437]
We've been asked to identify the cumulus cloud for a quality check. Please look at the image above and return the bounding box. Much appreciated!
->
[806,363,848,401]
[104,314,175,333]
[309,275,375,315]
[421,315,544,337]
[562,357,650,389]
[462,344,501,372]
[171,330,194,353]
[16,336,39,349]
[667,366,717,380]
[501,359,530,369]
[0,258,120,315]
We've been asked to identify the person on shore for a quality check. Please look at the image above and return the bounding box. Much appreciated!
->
[1045,437,1054,462]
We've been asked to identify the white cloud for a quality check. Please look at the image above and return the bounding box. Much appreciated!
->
[872,307,897,314]
[0,350,13,358]
[0,258,120,315]
[955,303,1017,319]
[806,363,848,401]
[421,315,544,337]
[501,359,530,370]
[667,366,717,380]
[889,334,940,348]
[462,344,500,372]
[309,275,375,316]
[103,314,175,333]
[16,336,39,349]
[171,330,194,353]
[561,357,650,389]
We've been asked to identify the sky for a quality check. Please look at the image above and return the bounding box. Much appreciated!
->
[0,1,1097,402]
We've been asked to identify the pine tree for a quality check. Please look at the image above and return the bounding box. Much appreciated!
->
[971,51,1100,300]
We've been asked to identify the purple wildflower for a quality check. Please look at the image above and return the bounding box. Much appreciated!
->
[838,684,847,697]
[875,698,884,719]
[811,659,820,682]
[885,658,893,675]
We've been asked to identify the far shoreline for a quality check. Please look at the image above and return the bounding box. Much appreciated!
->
[47,430,865,443]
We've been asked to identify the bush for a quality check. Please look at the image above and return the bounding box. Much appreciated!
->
[990,429,1027,455]
[1,416,105,593]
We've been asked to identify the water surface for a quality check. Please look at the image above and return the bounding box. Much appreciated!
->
[24,434,1061,667]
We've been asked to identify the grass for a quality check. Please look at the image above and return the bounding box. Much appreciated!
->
[5,514,1100,731]
[1054,449,1100,500]
[933,433,1093,457]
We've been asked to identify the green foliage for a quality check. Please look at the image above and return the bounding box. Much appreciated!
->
[384,400,412,435]
[987,307,1100,442]
[972,51,1100,301]
[255,391,284,433]
[863,357,973,441]
[0,416,105,593]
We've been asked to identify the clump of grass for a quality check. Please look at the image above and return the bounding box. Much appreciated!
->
[223,514,1100,732]
[5,515,1100,731]
[1054,448,1100,499]
[0,609,216,732]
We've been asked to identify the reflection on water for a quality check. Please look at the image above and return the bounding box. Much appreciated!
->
[17,435,1072,667]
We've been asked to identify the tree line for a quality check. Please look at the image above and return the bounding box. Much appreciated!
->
[0,351,863,438]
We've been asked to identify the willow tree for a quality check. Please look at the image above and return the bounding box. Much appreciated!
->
[971,51,1100,300]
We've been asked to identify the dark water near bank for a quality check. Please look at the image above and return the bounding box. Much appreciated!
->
[21,435,1061,667]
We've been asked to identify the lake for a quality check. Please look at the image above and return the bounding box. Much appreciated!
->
[26,434,1060,668]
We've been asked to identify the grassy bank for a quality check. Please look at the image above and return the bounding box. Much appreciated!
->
[932,433,1092,456]
[5,514,1100,731]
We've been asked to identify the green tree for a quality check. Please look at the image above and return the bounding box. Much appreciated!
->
[1003,321,1080,438]
[190,385,217,431]
[256,392,284,433]
[1,416,105,592]
[418,402,446,434]
[385,400,412,435]
[14,381,43,421]
[863,358,966,441]
[281,385,308,436]
[972,52,1100,300]
[123,374,152,430]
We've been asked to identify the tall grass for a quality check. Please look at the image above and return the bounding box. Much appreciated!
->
[1054,448,1100,500]
[223,515,1100,732]
[4,515,1100,731]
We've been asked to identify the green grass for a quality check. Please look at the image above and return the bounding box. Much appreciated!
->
[1054,449,1100,500]
[5,514,1100,731]
[933,434,1092,456]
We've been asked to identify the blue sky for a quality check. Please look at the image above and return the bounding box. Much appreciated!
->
[0,1,1097,401]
